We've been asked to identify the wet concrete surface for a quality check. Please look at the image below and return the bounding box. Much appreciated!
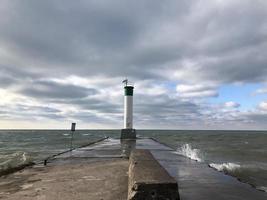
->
[0,137,266,200]
[136,138,267,200]
[149,148,267,199]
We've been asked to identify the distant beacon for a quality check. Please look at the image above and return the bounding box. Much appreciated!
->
[121,79,136,139]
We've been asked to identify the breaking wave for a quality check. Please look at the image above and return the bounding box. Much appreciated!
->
[209,162,241,173]
[175,144,202,162]
[256,186,267,192]
[209,162,267,193]
[0,152,33,176]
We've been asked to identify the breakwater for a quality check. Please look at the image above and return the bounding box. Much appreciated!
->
[0,137,267,199]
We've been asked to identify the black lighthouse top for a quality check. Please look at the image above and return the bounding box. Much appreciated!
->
[124,86,134,96]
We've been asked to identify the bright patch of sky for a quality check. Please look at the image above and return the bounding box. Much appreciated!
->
[208,84,267,111]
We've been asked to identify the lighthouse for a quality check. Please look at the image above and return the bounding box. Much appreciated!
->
[121,79,136,139]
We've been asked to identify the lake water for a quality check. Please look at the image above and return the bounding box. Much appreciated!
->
[0,130,266,192]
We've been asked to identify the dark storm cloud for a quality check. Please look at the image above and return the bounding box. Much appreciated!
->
[19,80,97,99]
[171,0,267,84]
[1,1,142,65]
[0,0,266,82]
[0,0,191,77]
[0,0,139,66]
[186,44,267,83]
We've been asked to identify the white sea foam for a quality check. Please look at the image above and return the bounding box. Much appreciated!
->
[0,152,31,172]
[256,186,267,192]
[94,138,119,148]
[209,162,241,172]
[22,152,27,162]
[175,144,202,162]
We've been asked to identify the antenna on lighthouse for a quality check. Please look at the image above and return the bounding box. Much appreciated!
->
[121,79,136,139]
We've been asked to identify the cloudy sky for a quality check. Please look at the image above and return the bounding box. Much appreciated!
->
[0,0,267,129]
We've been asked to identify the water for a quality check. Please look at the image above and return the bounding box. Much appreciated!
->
[0,130,266,192]
[0,130,113,173]
[144,130,267,192]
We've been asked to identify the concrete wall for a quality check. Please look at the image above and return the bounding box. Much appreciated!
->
[128,149,180,200]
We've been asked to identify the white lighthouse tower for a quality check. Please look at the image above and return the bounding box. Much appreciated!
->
[121,79,136,139]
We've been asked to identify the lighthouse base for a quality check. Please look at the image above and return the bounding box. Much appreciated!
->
[120,129,136,139]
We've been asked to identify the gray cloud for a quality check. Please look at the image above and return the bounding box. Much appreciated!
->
[0,0,267,128]
[67,97,122,114]
[176,84,218,98]
[16,104,62,113]
[0,0,266,82]
[19,80,97,99]
[133,93,204,128]
[0,103,65,121]
[0,76,14,87]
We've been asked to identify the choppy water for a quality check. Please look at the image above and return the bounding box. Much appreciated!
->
[0,130,266,192]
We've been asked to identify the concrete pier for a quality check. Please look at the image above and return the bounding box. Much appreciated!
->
[0,137,266,200]
[128,149,179,200]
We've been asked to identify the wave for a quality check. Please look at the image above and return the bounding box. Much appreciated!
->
[209,162,241,173]
[175,144,202,162]
[174,144,267,193]
[0,152,34,176]
[256,186,267,192]
[209,162,267,193]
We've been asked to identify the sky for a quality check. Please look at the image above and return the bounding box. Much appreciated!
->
[0,0,267,130]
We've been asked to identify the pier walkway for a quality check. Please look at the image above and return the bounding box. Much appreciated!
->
[0,137,266,200]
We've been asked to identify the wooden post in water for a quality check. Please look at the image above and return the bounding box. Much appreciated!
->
[70,123,76,151]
